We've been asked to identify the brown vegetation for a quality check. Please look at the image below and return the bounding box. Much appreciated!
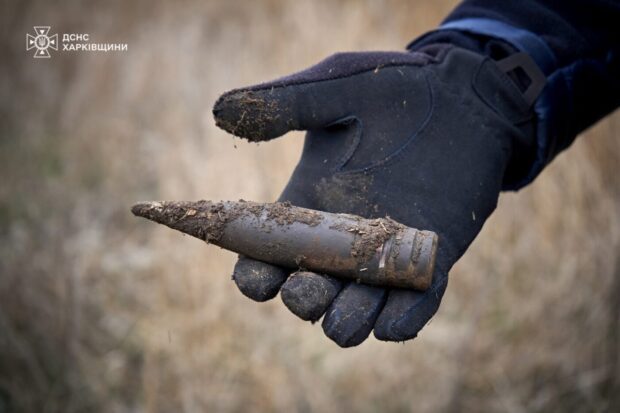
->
[1,0,618,412]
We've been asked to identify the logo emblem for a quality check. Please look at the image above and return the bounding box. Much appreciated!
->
[26,26,58,58]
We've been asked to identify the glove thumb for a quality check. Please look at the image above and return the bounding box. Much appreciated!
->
[212,51,432,141]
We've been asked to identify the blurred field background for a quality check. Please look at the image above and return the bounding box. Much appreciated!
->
[1,0,619,412]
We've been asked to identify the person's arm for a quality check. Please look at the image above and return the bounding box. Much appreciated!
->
[410,0,620,189]
[212,1,620,348]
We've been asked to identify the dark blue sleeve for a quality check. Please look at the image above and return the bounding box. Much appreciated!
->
[409,0,620,190]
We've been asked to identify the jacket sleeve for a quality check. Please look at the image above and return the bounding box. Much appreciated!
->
[409,0,620,190]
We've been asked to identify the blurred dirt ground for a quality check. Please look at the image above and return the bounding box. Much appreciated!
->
[1,0,619,412]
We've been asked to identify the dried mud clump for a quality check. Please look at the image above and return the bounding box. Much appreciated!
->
[131,200,237,243]
[332,216,406,263]
[263,201,322,227]
[212,90,284,142]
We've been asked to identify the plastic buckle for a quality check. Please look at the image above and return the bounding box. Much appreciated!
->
[496,52,546,107]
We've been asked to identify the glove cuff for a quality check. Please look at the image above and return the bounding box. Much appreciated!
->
[409,19,558,190]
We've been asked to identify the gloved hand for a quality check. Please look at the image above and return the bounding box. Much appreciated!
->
[212,45,542,347]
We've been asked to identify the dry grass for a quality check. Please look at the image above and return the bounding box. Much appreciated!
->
[1,0,619,412]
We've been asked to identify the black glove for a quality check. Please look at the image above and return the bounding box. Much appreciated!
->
[212,45,543,347]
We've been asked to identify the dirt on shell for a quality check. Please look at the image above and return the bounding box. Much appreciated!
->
[132,199,407,269]
[330,215,406,263]
[263,201,323,226]
[131,200,323,243]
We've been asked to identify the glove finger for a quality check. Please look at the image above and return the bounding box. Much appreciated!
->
[373,273,448,342]
[213,51,429,142]
[322,282,388,348]
[232,255,289,302]
[212,76,349,142]
[280,271,343,322]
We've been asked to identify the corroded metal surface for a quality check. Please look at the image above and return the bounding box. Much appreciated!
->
[132,200,437,290]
